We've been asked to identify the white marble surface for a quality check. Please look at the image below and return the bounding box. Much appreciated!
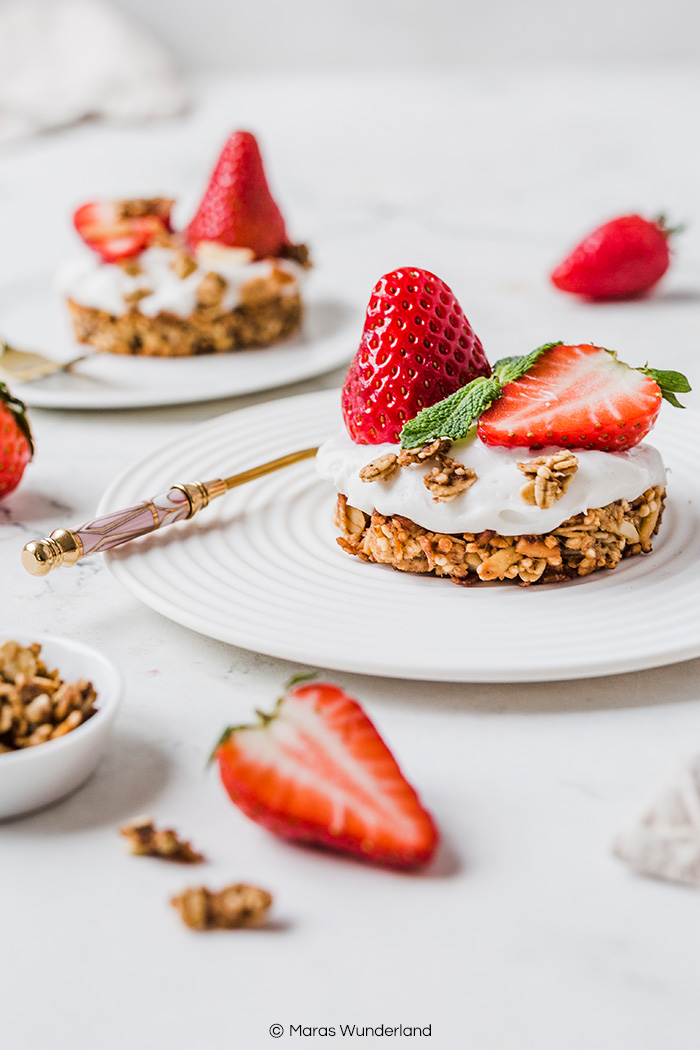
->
[1,68,700,1050]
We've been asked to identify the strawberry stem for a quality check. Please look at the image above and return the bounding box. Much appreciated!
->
[285,670,317,691]
[206,726,235,766]
[0,372,34,457]
[639,365,691,408]
[255,708,277,726]
[208,673,317,767]
[655,214,686,238]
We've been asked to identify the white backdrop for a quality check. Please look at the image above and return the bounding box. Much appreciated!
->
[113,0,700,68]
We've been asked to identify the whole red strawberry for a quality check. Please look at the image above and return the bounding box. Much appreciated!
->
[0,381,33,499]
[551,215,675,300]
[214,678,438,870]
[341,267,490,444]
[185,131,288,258]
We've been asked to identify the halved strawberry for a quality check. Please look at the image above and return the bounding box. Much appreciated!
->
[74,199,172,262]
[214,678,438,870]
[185,131,288,258]
[478,343,664,450]
[341,267,490,444]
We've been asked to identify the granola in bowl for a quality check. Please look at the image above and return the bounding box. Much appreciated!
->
[0,639,98,752]
[0,634,122,819]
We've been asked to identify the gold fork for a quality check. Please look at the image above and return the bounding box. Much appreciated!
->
[0,340,101,383]
[22,447,320,576]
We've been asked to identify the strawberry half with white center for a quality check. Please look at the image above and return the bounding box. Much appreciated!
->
[74,199,173,263]
[185,131,288,259]
[341,267,490,444]
[400,342,690,452]
[478,344,664,450]
[0,381,33,499]
[214,678,438,870]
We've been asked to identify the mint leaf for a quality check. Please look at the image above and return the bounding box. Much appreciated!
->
[398,342,564,447]
[493,342,563,386]
[640,366,692,408]
[489,355,520,378]
[399,375,502,448]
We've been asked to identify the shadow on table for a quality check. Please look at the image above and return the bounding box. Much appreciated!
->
[424,833,461,879]
[339,656,700,717]
[1,486,75,525]
[652,288,700,304]
[5,731,174,832]
[579,287,700,307]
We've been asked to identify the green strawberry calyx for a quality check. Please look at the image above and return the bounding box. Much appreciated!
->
[0,379,34,457]
[206,671,318,765]
[638,366,691,408]
[654,214,685,239]
[398,343,691,448]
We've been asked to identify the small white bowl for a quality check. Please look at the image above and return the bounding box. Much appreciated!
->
[0,631,122,820]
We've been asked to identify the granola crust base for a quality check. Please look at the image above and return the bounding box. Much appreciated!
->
[66,294,303,358]
[334,486,666,586]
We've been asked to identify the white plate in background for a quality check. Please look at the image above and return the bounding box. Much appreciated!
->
[0,274,357,410]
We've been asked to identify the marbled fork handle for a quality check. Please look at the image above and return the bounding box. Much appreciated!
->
[77,486,197,556]
[21,448,318,576]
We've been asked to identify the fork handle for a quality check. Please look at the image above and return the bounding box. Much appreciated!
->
[21,479,227,576]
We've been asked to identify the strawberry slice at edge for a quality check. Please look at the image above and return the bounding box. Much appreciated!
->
[74,203,168,261]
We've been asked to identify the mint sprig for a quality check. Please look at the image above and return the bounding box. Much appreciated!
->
[399,342,560,448]
[399,375,500,448]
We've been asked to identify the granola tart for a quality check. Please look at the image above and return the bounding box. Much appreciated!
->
[61,131,311,358]
[63,245,306,357]
[319,427,668,585]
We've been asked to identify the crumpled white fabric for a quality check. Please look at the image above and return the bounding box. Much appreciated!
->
[0,0,188,142]
[613,755,700,888]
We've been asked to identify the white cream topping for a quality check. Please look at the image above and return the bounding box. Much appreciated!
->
[58,246,303,319]
[315,431,667,535]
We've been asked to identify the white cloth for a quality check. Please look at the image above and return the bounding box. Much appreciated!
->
[613,755,700,888]
[0,0,187,142]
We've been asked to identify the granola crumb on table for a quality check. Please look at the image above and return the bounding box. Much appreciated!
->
[171,884,273,931]
[119,816,205,863]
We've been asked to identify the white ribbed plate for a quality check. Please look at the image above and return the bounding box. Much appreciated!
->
[100,389,700,682]
[0,274,356,410]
